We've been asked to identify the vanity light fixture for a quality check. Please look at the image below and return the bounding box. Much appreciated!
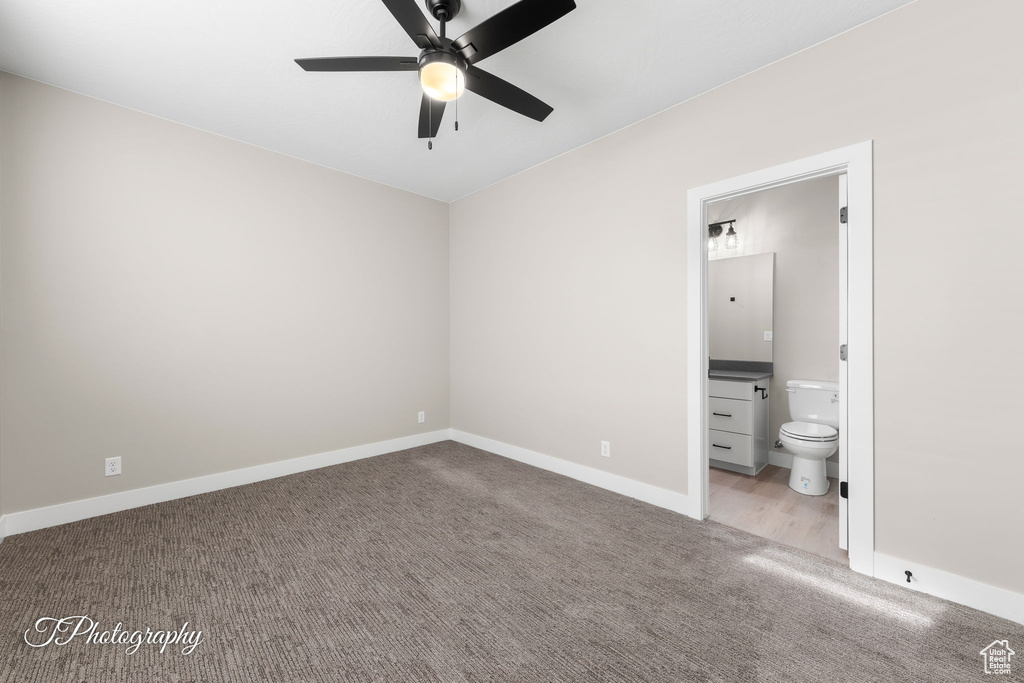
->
[708,220,736,252]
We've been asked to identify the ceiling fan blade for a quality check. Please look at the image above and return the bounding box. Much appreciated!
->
[295,56,419,72]
[382,0,441,50]
[452,0,576,65]
[464,67,553,122]
[418,93,447,138]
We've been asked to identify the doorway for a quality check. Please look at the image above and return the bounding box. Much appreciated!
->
[686,142,874,576]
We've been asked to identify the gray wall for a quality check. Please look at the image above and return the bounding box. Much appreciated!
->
[0,73,451,514]
[450,0,1024,594]
[709,176,839,460]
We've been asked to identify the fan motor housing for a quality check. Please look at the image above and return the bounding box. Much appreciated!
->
[419,47,466,70]
[426,0,462,21]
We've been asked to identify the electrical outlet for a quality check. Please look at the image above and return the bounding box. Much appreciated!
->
[105,457,121,477]
[764,331,773,342]
[418,411,425,424]
[600,441,611,458]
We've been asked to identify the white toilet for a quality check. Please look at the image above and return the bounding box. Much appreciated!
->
[780,380,839,496]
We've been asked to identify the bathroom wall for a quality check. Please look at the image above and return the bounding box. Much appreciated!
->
[0,75,3,528]
[708,176,839,462]
[707,253,774,364]
[450,0,1024,594]
[0,72,451,514]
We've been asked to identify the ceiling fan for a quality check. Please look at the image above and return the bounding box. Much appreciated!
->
[295,0,576,145]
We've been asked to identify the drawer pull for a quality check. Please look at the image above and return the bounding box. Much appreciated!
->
[712,412,733,418]
[712,444,732,450]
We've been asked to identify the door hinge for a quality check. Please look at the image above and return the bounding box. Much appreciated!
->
[840,206,848,224]
[839,344,848,361]
[840,481,848,499]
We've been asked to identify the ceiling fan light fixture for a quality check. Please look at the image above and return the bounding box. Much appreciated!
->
[295,0,577,137]
[419,52,465,102]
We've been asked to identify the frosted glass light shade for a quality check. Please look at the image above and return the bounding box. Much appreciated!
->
[725,226,739,249]
[420,61,465,102]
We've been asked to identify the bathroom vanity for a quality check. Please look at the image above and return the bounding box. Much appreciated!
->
[706,252,775,476]
[708,373,771,475]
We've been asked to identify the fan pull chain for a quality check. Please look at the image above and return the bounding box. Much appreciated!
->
[428,97,433,150]
[455,69,459,132]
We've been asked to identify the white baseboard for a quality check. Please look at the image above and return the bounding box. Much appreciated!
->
[874,552,1024,626]
[450,430,696,518]
[0,514,6,544]
[769,449,840,479]
[1,429,452,538]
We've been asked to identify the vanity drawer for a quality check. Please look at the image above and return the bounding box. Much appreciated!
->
[709,379,753,401]
[709,397,752,435]
[708,430,753,467]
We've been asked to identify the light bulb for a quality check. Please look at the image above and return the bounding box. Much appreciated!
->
[725,226,739,249]
[419,54,465,102]
[708,236,719,252]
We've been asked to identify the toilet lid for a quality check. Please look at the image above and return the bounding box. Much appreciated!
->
[781,421,838,442]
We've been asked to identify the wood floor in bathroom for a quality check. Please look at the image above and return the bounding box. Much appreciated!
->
[708,464,848,565]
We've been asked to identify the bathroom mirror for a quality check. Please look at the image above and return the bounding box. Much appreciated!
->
[707,252,775,364]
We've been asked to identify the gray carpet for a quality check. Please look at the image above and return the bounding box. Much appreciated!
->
[0,441,1019,682]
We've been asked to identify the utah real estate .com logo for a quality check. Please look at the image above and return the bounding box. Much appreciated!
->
[980,640,1014,676]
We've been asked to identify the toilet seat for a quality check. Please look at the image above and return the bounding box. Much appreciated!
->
[780,421,838,442]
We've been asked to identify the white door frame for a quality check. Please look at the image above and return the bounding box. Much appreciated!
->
[838,173,850,551]
[685,141,874,576]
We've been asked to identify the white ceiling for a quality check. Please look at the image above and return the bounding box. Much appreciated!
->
[0,0,914,202]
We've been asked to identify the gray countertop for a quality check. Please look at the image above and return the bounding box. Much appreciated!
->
[708,370,774,381]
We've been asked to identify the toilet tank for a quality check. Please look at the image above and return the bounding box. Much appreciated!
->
[787,380,840,428]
